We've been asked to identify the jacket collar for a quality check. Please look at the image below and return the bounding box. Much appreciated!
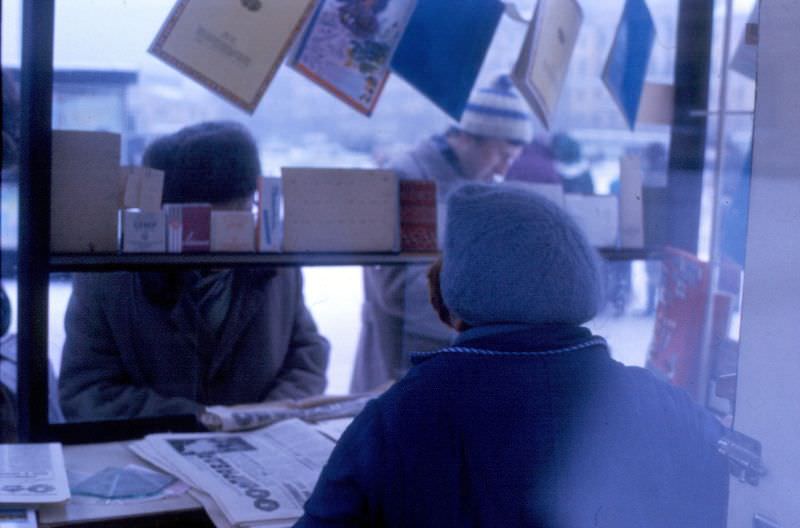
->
[411,323,607,365]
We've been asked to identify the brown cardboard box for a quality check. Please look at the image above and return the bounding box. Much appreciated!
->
[50,130,121,253]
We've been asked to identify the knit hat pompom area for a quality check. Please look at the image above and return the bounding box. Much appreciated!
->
[458,74,534,145]
[143,121,261,204]
[440,183,605,327]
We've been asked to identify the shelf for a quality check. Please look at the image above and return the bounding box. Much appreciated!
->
[597,248,663,261]
[47,248,660,272]
[48,251,441,271]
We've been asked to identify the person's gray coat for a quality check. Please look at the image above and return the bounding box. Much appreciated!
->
[351,136,463,393]
[59,268,330,420]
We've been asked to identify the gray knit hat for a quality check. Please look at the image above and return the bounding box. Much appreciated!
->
[440,182,605,326]
[458,75,533,145]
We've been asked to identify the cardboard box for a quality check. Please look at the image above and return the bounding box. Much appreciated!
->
[51,130,121,253]
[399,180,437,252]
[282,167,399,252]
[211,211,255,252]
[164,203,211,253]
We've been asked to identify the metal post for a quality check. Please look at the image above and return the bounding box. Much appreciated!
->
[17,0,55,441]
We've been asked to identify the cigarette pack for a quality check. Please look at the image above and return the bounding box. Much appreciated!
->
[121,209,166,253]
[211,211,256,252]
[164,203,212,253]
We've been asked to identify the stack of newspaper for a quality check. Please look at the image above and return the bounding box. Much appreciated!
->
[129,418,336,527]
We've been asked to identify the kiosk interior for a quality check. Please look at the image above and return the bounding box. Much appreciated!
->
[2,0,797,526]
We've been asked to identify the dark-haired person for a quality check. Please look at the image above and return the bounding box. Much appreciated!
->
[297,182,728,527]
[351,75,533,393]
[59,121,330,421]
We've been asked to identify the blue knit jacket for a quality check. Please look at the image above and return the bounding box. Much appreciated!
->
[295,324,728,527]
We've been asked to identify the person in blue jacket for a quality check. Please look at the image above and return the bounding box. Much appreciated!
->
[295,182,728,527]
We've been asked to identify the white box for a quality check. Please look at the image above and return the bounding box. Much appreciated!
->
[257,176,283,252]
[211,211,256,252]
[121,209,166,253]
[281,167,399,252]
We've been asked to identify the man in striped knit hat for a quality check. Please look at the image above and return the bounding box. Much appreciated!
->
[351,75,533,393]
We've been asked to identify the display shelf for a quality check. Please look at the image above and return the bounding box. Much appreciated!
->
[48,251,441,271]
[47,248,658,272]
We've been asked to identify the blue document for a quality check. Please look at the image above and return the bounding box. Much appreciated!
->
[390,0,504,120]
[602,0,656,129]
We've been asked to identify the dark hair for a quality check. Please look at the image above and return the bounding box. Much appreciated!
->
[427,258,470,332]
[551,133,582,164]
[143,121,261,204]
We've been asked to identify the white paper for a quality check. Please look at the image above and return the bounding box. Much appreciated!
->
[730,4,759,81]
[121,166,164,212]
[0,509,37,528]
[636,82,674,125]
[564,194,619,248]
[514,182,565,208]
[618,155,645,248]
[0,443,70,505]
[313,418,354,442]
[281,167,399,252]
[129,419,334,526]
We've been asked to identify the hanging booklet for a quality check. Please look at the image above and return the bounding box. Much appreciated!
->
[602,0,656,129]
[390,0,504,120]
[291,0,417,116]
[149,0,316,113]
[511,0,584,129]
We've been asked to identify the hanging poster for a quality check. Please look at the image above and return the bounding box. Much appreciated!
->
[291,0,417,116]
[149,0,316,113]
[511,0,583,129]
[602,0,656,129]
[390,0,504,120]
[646,247,710,396]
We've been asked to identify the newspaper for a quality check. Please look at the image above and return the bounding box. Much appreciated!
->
[200,391,381,432]
[313,417,354,442]
[0,443,70,506]
[129,419,334,527]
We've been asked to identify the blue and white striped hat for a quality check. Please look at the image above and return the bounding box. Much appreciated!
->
[458,75,533,145]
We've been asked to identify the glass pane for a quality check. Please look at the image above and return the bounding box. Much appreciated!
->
[33,0,742,427]
[1,0,22,440]
[700,0,757,421]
